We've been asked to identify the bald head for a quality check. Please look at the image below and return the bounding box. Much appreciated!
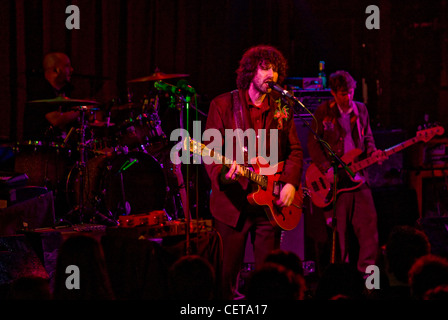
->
[43,52,73,90]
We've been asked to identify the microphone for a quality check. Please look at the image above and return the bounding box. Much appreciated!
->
[267,81,295,99]
[154,80,196,95]
[176,79,196,95]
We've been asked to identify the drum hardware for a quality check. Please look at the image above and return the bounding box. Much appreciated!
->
[64,104,118,226]
[95,152,169,219]
[115,157,139,216]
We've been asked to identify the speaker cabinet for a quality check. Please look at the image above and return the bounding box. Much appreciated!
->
[420,217,448,259]
[372,186,420,246]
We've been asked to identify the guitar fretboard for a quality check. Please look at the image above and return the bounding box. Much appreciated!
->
[350,127,443,173]
[188,138,267,188]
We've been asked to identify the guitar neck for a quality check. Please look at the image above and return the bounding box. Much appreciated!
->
[350,136,421,173]
[191,140,267,188]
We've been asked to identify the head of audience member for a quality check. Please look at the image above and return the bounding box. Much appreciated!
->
[408,254,448,299]
[385,225,431,285]
[53,235,115,300]
[423,284,448,300]
[314,263,365,300]
[264,249,304,276]
[168,255,216,300]
[246,262,304,300]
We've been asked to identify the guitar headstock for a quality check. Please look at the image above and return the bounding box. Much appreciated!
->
[416,126,445,143]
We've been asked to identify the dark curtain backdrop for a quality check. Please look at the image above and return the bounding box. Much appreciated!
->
[1,0,446,142]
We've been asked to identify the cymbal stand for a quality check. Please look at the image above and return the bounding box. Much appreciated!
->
[75,106,88,223]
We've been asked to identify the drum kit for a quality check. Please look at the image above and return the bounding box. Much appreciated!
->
[16,71,203,226]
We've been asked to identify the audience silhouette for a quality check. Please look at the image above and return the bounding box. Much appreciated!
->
[374,225,432,299]
[168,255,216,300]
[245,262,304,300]
[52,235,115,300]
[408,254,448,300]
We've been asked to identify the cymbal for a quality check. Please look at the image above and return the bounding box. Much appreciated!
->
[28,96,100,107]
[127,72,189,83]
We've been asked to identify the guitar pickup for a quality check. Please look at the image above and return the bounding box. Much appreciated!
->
[318,177,327,189]
[272,181,283,197]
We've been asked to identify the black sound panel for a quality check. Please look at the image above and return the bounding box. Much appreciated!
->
[0,189,55,236]
[420,217,448,259]
[422,177,448,218]
[294,116,312,160]
[0,235,49,288]
[372,186,420,246]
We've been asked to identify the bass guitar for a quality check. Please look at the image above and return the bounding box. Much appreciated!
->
[306,126,445,208]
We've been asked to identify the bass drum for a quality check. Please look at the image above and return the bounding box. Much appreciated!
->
[99,152,167,216]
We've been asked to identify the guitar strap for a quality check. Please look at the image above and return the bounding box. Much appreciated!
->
[231,89,248,165]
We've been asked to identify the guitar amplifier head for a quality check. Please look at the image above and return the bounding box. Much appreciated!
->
[287,88,333,117]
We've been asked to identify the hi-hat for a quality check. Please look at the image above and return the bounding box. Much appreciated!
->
[28,96,100,107]
[128,72,189,83]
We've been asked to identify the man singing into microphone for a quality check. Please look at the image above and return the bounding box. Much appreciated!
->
[203,45,303,299]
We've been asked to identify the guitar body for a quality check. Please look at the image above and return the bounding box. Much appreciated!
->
[305,149,365,208]
[247,157,303,230]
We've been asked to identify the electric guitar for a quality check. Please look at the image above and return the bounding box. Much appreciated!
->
[306,126,445,208]
[185,137,303,230]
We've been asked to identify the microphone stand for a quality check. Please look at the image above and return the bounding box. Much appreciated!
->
[278,92,355,265]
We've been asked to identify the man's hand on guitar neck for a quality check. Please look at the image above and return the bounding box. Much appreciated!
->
[224,160,244,182]
[370,149,388,165]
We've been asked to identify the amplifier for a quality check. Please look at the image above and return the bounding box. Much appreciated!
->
[118,211,168,228]
[289,89,333,117]
[109,219,214,239]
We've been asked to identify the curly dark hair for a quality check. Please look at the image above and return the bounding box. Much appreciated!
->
[236,45,288,90]
[328,70,357,93]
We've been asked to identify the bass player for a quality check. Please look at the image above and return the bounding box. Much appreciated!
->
[307,70,387,275]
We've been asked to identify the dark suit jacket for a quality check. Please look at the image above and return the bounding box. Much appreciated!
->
[204,89,303,228]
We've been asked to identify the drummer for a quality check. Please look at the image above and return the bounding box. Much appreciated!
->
[24,52,79,143]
